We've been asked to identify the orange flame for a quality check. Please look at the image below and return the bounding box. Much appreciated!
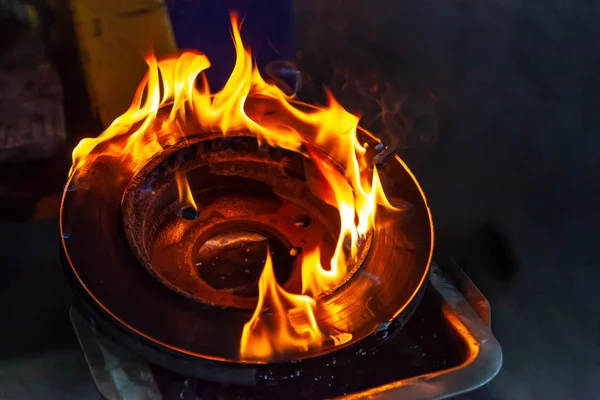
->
[174,170,197,213]
[240,248,324,360]
[69,13,399,362]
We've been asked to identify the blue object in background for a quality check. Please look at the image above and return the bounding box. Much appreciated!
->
[165,0,295,91]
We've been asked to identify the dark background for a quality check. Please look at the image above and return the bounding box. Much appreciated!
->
[294,1,599,398]
[0,1,598,399]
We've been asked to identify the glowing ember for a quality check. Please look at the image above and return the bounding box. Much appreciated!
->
[69,12,401,362]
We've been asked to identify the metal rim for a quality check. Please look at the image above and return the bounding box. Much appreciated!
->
[60,98,434,368]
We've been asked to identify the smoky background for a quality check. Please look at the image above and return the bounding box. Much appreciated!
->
[293,1,600,399]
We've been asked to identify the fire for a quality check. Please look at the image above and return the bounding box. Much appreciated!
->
[240,248,324,360]
[174,170,197,214]
[69,13,400,362]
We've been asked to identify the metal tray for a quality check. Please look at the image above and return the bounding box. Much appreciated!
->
[70,261,502,400]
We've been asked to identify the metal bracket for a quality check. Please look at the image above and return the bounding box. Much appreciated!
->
[70,307,163,400]
[339,263,502,400]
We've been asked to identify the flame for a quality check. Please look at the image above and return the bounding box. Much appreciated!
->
[240,248,324,360]
[69,13,400,362]
[174,170,197,213]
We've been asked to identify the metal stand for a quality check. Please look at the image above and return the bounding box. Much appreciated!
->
[70,307,162,400]
[71,262,502,400]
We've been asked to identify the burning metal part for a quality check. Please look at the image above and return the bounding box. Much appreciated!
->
[62,12,433,367]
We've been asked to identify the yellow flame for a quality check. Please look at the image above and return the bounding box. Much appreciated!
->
[69,12,399,362]
[174,170,197,213]
[240,248,324,361]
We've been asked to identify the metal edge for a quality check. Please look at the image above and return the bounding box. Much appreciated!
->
[70,306,164,400]
[336,263,503,400]
[435,253,491,327]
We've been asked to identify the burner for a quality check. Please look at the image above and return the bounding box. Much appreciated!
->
[70,260,502,399]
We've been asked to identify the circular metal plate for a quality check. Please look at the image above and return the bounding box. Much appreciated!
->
[60,99,433,376]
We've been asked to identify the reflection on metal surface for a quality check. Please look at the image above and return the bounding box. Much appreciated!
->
[439,256,491,326]
[339,264,502,400]
[194,231,293,298]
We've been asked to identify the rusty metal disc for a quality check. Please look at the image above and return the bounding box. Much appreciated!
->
[60,97,433,383]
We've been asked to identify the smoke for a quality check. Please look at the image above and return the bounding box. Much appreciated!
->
[294,0,444,157]
[294,1,600,399]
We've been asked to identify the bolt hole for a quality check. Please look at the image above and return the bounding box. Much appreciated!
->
[293,215,311,228]
[178,206,198,220]
[289,246,303,257]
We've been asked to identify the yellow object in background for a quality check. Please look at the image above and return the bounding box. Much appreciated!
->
[69,0,177,128]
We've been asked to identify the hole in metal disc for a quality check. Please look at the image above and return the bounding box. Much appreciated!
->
[289,246,302,257]
[195,231,294,298]
[178,206,199,220]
